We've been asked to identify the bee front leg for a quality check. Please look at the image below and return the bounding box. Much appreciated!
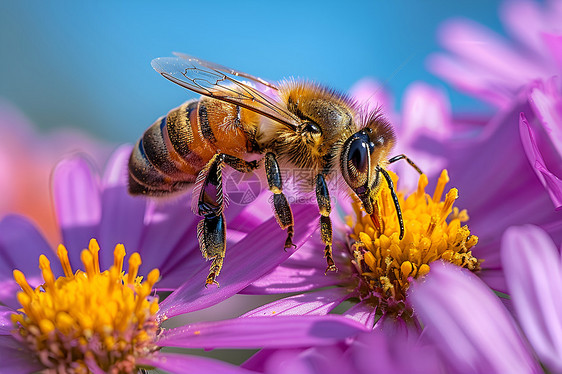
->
[316,174,337,273]
[264,152,295,249]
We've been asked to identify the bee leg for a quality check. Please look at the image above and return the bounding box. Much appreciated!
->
[388,154,423,175]
[264,152,295,249]
[316,174,337,273]
[196,153,260,286]
[197,214,226,287]
[196,154,229,286]
[222,154,260,173]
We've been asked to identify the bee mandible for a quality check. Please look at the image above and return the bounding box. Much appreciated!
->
[128,53,422,286]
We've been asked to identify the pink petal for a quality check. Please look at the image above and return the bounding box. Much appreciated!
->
[241,288,348,317]
[138,352,256,374]
[502,225,562,373]
[157,315,367,349]
[519,113,562,209]
[410,262,540,373]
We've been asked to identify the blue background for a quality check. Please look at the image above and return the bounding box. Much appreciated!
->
[1,1,504,143]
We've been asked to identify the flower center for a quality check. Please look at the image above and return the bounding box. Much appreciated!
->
[347,170,481,315]
[11,239,160,373]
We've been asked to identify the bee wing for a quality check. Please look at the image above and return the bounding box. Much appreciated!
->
[152,55,300,130]
[172,52,279,91]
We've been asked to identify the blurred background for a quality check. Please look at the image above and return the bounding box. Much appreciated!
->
[1,0,504,143]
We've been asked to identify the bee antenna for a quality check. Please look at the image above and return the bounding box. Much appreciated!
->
[378,167,404,240]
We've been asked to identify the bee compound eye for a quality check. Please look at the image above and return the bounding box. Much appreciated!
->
[347,138,369,175]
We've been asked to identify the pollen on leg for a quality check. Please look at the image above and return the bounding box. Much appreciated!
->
[10,240,160,373]
[346,169,481,316]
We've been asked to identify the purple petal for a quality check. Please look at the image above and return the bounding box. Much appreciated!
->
[0,336,43,374]
[158,204,319,319]
[241,288,349,317]
[436,18,545,91]
[342,301,376,328]
[519,113,562,210]
[401,82,452,142]
[410,261,540,373]
[252,346,351,374]
[502,225,562,373]
[541,32,562,70]
[350,330,442,374]
[0,215,61,308]
[441,98,562,292]
[241,241,343,295]
[348,78,395,119]
[52,155,101,267]
[500,0,548,58]
[137,352,256,374]
[528,80,562,157]
[97,145,148,269]
[428,53,512,109]
[157,315,367,349]
[0,306,15,335]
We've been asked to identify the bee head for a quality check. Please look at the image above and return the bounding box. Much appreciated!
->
[340,113,395,213]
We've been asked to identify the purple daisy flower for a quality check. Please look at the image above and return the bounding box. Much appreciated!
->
[0,235,367,373]
[429,0,562,210]
[428,0,562,110]
[0,145,371,372]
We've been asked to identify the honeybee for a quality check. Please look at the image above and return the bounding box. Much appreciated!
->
[128,53,422,286]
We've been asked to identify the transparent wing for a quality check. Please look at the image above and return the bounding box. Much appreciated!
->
[173,52,279,91]
[152,55,300,130]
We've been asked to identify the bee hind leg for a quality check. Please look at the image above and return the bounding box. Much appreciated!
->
[316,174,337,273]
[265,152,296,249]
[196,153,258,286]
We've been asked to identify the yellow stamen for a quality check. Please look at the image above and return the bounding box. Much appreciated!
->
[88,238,101,274]
[56,244,73,277]
[127,252,142,285]
[80,249,96,278]
[38,255,55,292]
[11,239,160,373]
[348,169,481,313]
[114,244,126,272]
[13,270,34,297]
[432,169,450,203]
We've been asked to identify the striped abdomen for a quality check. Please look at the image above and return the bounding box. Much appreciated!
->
[128,98,257,196]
